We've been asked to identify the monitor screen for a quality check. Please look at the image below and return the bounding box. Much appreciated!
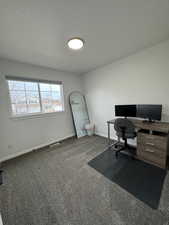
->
[115,105,137,117]
[137,104,162,121]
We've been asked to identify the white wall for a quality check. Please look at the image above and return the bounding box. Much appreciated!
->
[83,40,169,139]
[0,59,83,161]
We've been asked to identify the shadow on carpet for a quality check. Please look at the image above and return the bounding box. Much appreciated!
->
[88,149,166,209]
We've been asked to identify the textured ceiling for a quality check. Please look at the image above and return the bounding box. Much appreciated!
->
[0,0,169,74]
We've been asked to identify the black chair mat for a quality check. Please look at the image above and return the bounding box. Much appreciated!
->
[88,149,166,209]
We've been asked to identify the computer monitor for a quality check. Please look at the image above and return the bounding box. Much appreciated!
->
[115,105,137,118]
[137,104,162,122]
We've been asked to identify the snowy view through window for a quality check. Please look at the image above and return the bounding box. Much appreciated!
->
[7,80,64,116]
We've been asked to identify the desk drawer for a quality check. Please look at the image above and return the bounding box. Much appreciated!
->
[137,144,166,168]
[138,144,166,157]
[137,132,168,152]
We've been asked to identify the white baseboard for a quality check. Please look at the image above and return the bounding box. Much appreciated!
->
[95,131,136,147]
[95,131,117,140]
[0,133,75,164]
[95,131,107,138]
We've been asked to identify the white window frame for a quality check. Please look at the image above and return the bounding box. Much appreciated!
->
[6,75,65,119]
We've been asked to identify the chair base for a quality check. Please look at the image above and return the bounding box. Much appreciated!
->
[113,142,136,159]
[115,146,125,158]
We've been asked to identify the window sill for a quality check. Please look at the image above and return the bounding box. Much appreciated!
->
[10,111,65,120]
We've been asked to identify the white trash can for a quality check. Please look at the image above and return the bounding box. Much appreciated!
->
[85,123,95,136]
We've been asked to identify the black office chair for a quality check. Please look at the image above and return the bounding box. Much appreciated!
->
[113,118,136,158]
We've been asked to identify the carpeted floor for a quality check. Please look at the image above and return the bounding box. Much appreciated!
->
[0,135,169,225]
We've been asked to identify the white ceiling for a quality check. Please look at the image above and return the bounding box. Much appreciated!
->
[0,0,169,74]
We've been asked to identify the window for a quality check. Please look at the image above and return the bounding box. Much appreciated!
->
[6,76,64,116]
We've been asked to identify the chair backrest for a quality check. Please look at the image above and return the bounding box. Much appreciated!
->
[114,118,135,138]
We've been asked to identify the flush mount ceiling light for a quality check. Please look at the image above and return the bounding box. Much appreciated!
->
[67,38,84,50]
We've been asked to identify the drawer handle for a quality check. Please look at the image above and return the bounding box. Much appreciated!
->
[145,148,155,153]
[146,142,155,146]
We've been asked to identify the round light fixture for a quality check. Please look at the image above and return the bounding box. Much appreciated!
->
[67,38,84,50]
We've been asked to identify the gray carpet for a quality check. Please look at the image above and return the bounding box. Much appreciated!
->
[0,136,169,225]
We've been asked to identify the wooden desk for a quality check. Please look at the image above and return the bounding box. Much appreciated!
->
[107,119,169,169]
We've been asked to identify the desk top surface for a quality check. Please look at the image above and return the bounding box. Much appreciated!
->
[107,118,169,133]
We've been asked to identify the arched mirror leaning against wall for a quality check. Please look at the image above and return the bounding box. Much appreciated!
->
[69,92,90,138]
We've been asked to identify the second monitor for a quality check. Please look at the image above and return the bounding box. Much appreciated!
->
[115,104,162,122]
